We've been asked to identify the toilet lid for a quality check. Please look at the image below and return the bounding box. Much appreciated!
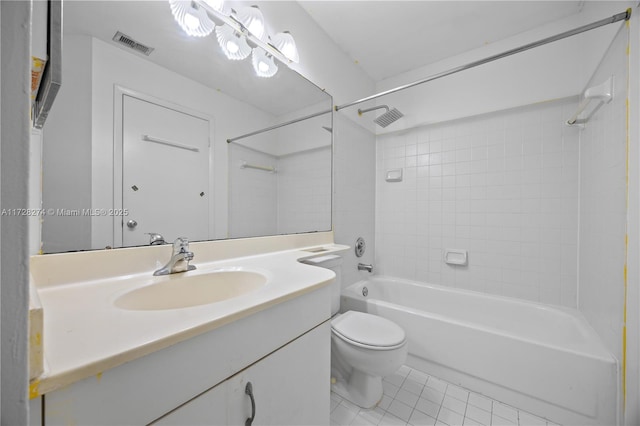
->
[331,311,406,348]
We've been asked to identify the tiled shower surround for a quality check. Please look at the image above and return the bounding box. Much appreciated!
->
[375,98,581,307]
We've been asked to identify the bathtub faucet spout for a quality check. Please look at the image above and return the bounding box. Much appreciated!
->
[358,263,374,273]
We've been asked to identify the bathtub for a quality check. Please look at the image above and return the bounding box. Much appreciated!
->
[341,276,618,426]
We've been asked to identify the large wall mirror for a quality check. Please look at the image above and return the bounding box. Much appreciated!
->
[41,0,333,254]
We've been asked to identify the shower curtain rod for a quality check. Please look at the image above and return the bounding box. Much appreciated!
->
[335,9,631,112]
[227,108,332,143]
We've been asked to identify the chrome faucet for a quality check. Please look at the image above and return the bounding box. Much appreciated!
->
[358,263,373,273]
[153,237,196,276]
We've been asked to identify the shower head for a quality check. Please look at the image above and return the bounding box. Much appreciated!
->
[357,105,404,128]
[373,108,404,128]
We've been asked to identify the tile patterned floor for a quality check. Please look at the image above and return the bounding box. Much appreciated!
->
[330,365,559,426]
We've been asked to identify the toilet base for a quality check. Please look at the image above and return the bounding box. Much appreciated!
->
[331,369,383,409]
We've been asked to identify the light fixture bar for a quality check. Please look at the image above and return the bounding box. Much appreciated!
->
[195,0,292,66]
[335,9,631,112]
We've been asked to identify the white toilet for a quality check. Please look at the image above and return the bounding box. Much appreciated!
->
[304,255,408,408]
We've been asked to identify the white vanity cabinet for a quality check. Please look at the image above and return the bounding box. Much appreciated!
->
[153,381,228,426]
[155,322,329,426]
[41,285,331,426]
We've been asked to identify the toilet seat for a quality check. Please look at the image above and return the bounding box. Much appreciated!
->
[331,311,406,350]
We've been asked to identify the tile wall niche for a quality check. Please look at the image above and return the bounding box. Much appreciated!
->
[375,97,580,307]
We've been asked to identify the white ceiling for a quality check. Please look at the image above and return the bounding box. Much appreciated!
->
[298,1,584,82]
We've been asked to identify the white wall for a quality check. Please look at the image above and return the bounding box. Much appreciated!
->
[333,113,376,288]
[41,35,92,253]
[29,130,43,255]
[578,21,629,377]
[376,98,580,306]
[1,1,30,423]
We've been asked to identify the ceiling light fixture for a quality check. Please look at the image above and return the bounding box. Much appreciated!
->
[235,5,266,41]
[271,31,299,63]
[169,0,298,78]
[169,0,215,38]
[216,24,251,60]
[252,48,278,78]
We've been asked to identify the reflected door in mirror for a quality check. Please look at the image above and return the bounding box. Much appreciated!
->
[122,95,210,246]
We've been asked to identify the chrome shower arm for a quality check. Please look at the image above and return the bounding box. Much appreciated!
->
[358,105,390,116]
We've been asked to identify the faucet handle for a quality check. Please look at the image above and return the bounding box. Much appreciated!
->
[173,237,190,253]
[146,232,165,246]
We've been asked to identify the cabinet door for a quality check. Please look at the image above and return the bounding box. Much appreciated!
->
[227,322,330,426]
[151,381,228,426]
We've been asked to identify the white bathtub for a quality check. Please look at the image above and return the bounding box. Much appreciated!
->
[341,276,618,426]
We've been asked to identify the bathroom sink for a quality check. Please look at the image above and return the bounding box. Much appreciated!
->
[115,270,267,311]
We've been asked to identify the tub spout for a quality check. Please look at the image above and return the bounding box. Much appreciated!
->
[358,263,373,273]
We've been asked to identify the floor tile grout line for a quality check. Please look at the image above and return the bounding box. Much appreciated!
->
[330,364,556,426]
[434,382,448,424]
[460,390,470,425]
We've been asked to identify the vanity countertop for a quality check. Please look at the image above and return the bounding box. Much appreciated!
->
[30,241,348,397]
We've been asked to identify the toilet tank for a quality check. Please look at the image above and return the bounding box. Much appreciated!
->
[301,255,342,315]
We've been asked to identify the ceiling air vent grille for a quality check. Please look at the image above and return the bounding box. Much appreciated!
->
[112,31,154,56]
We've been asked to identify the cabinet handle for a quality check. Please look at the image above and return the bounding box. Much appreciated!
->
[245,382,256,426]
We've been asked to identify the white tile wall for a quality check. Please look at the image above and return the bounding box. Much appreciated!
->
[375,98,580,307]
[277,146,332,234]
[577,25,628,361]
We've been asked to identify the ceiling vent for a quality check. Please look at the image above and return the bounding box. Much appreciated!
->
[112,31,154,56]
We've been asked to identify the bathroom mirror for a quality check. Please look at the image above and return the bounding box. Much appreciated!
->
[40,0,332,253]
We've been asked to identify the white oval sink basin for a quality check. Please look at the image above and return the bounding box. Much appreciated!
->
[115,270,267,311]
